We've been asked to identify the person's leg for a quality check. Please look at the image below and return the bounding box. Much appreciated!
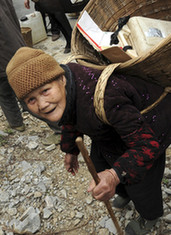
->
[112,183,131,210]
[125,152,165,219]
[125,152,165,234]
[90,141,111,172]
[90,141,130,198]
[49,14,60,41]
[41,11,47,33]
[35,2,47,32]
[53,12,72,53]
[34,1,72,53]
[0,77,24,130]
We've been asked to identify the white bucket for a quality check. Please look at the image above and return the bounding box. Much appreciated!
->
[20,11,47,45]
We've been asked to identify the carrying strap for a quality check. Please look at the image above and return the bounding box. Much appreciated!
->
[63,55,171,124]
[94,64,171,124]
[94,63,120,125]
[140,86,171,114]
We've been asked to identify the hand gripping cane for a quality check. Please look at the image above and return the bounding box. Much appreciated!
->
[75,137,123,235]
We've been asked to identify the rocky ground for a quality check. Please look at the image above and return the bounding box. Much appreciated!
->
[0,30,171,235]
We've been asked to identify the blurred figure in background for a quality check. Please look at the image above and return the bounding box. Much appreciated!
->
[0,0,25,131]
[24,0,89,54]
[24,0,61,41]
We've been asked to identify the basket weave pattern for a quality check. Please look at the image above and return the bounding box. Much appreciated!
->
[71,0,171,122]
[71,0,171,86]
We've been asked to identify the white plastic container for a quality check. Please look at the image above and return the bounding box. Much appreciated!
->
[127,16,171,55]
[20,11,47,45]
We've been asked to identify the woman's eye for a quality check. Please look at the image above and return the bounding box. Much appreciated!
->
[42,88,49,94]
[27,97,35,104]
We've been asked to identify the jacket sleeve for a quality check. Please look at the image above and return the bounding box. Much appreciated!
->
[60,124,83,155]
[112,123,160,184]
[104,81,160,184]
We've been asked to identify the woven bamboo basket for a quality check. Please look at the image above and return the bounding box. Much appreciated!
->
[71,0,171,87]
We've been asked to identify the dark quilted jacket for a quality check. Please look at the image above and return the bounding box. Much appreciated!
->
[61,63,171,184]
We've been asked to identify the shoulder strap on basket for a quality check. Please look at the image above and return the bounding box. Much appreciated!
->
[94,65,171,124]
[94,63,120,125]
[140,86,171,114]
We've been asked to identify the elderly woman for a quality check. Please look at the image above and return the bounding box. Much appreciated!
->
[7,47,170,235]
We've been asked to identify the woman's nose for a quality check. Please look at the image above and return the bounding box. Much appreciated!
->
[37,96,48,110]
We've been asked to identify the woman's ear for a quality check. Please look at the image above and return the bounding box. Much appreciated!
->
[59,75,67,86]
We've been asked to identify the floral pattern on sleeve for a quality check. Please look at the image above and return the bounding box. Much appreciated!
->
[113,123,160,184]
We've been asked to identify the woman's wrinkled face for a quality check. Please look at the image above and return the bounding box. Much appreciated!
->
[24,76,66,122]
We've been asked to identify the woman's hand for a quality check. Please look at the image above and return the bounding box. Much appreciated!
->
[64,153,79,176]
[88,169,120,201]
[24,0,30,9]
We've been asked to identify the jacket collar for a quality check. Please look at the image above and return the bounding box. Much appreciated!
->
[58,64,76,126]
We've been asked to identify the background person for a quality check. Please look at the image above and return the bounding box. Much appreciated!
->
[7,47,171,235]
[24,0,89,54]
[24,0,61,41]
[0,0,25,131]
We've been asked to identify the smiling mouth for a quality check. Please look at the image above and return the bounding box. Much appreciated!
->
[44,107,56,115]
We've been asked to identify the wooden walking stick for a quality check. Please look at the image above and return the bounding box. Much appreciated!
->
[75,137,123,235]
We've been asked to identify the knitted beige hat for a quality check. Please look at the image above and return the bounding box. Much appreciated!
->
[6,47,65,100]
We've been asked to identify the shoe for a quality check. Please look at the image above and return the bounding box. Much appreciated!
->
[52,34,60,41]
[64,47,71,54]
[68,12,80,19]
[113,195,130,210]
[42,133,61,146]
[125,216,158,235]
[11,124,25,132]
